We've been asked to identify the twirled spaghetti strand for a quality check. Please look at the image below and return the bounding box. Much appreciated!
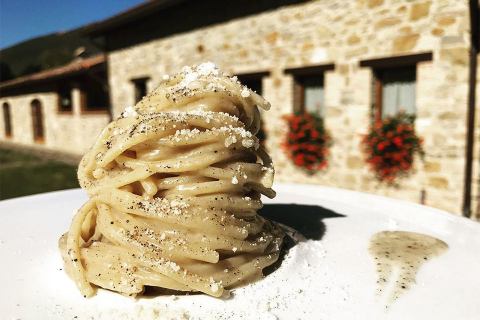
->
[59,63,284,298]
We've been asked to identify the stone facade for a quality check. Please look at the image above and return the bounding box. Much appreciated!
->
[103,0,479,216]
[0,88,109,154]
[0,0,478,217]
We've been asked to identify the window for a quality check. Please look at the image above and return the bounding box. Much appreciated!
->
[58,85,73,112]
[285,64,334,116]
[2,102,12,137]
[80,79,109,112]
[236,72,270,146]
[132,77,150,103]
[295,75,324,116]
[375,66,416,118]
[31,99,44,142]
[360,52,432,121]
[236,72,269,95]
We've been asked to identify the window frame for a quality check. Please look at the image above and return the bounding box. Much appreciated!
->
[372,66,417,121]
[285,63,334,114]
[57,84,73,114]
[360,52,432,122]
[235,71,270,95]
[131,77,151,104]
[79,82,110,115]
[293,74,326,114]
[235,71,270,147]
[30,99,45,143]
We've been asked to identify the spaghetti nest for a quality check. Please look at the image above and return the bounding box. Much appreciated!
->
[59,63,284,298]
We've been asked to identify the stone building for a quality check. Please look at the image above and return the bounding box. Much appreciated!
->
[0,55,110,154]
[1,0,479,218]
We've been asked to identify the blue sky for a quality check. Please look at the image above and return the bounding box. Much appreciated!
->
[0,0,145,49]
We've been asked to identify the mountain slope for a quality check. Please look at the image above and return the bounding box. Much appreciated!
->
[0,28,101,82]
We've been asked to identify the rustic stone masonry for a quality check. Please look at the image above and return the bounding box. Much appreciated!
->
[104,0,479,216]
[0,89,109,154]
[1,0,478,217]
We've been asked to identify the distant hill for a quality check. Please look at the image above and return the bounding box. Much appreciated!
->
[0,28,102,82]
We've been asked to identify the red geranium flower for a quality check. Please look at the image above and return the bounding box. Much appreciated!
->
[283,112,331,172]
[361,112,424,183]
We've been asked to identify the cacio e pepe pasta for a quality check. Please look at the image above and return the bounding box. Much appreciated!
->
[59,62,285,298]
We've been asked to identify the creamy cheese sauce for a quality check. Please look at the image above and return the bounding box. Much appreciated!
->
[369,231,448,305]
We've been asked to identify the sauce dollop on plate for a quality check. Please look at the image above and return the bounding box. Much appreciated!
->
[369,231,448,305]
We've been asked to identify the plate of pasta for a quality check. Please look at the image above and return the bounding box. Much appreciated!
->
[1,63,479,320]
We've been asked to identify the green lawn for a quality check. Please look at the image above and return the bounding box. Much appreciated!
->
[0,147,79,200]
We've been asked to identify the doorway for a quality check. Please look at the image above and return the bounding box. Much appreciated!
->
[31,99,44,142]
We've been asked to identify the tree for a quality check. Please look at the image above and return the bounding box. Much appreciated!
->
[0,62,14,82]
[20,64,41,76]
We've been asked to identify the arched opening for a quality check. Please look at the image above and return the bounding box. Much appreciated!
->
[2,102,12,137]
[31,99,44,142]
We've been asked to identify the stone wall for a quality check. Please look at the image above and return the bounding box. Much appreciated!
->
[0,0,477,217]
[106,0,477,216]
[0,89,109,155]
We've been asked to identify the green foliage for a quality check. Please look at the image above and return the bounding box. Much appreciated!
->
[20,64,42,76]
[0,62,14,82]
[0,28,100,79]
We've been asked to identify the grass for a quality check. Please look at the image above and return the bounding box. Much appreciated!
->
[0,147,79,200]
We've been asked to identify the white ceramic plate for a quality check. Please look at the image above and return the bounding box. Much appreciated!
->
[1,183,479,320]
